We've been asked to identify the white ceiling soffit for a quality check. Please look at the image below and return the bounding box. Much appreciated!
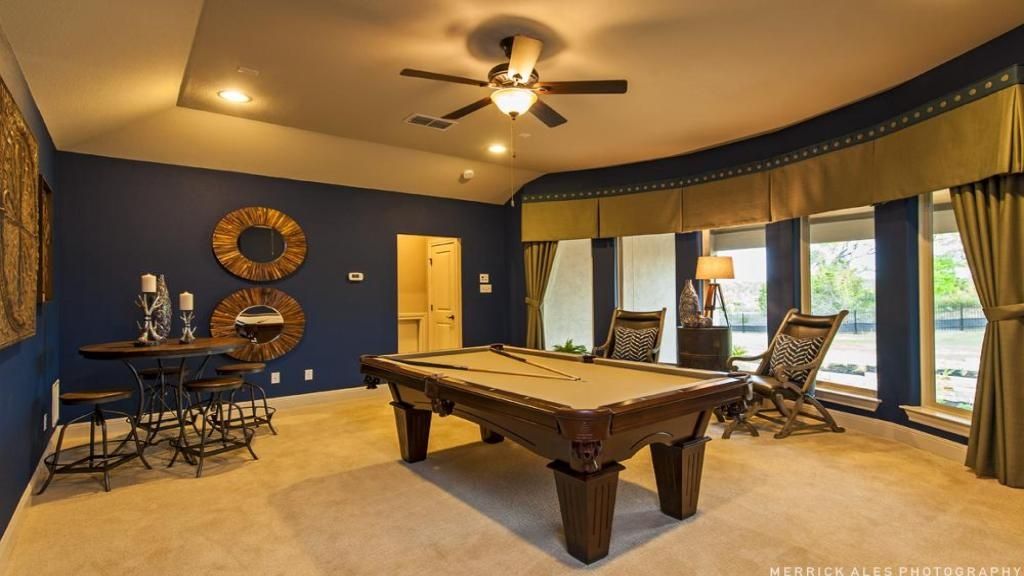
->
[3,1,1024,204]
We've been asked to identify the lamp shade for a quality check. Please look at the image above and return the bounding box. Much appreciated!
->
[490,88,537,117]
[695,256,734,280]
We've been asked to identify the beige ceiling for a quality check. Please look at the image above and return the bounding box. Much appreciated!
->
[2,1,1023,204]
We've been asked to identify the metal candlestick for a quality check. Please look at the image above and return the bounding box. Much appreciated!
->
[179,310,196,344]
[134,292,165,346]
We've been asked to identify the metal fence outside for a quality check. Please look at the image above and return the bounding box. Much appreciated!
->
[726,304,985,334]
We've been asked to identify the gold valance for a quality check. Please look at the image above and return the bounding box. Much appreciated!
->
[521,69,1024,241]
[521,198,598,241]
[598,188,682,237]
[682,172,770,231]
[873,85,1024,204]
[771,141,875,221]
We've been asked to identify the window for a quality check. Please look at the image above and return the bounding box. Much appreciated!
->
[543,239,594,351]
[921,190,982,412]
[709,226,768,370]
[805,208,877,391]
[619,234,677,363]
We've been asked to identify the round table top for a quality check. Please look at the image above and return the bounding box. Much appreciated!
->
[79,337,248,360]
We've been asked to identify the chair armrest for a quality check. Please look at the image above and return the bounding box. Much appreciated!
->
[646,345,662,364]
[593,344,609,357]
[725,351,767,371]
[771,358,823,392]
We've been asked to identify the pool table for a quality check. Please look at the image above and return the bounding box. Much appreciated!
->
[360,344,749,564]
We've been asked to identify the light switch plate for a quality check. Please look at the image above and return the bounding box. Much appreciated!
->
[480,284,493,294]
[304,369,314,381]
[479,273,490,283]
[271,372,281,384]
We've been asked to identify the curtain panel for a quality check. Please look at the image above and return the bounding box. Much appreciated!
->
[520,77,1023,241]
[951,174,1024,488]
[523,241,559,349]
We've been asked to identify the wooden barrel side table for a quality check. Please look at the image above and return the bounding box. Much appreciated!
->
[676,326,732,371]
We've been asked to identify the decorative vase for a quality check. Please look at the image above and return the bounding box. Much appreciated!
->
[679,279,702,328]
[153,274,173,340]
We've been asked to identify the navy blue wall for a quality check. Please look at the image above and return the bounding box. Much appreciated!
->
[56,153,511,410]
[591,238,617,347]
[0,31,60,538]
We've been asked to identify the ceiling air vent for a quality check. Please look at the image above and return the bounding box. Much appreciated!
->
[405,113,457,131]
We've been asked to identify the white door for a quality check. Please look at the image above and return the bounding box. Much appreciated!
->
[428,238,462,350]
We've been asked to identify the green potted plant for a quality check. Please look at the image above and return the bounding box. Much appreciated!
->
[552,339,588,354]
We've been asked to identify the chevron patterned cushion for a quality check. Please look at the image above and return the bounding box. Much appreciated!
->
[610,326,659,362]
[769,333,825,384]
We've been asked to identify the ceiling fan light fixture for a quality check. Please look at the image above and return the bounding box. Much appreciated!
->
[490,88,537,117]
[218,89,252,103]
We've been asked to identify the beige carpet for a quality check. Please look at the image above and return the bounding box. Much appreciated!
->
[3,388,1022,576]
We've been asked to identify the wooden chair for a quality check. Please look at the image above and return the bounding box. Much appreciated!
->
[594,308,666,363]
[725,308,848,439]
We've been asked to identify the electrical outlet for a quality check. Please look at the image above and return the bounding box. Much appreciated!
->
[304,369,314,381]
[480,284,493,293]
[479,273,490,283]
[271,372,281,384]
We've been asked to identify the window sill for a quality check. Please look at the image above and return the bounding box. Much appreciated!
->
[815,385,882,412]
[900,405,970,437]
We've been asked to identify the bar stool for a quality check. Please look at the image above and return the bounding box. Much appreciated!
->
[215,362,277,434]
[37,390,150,494]
[137,365,189,443]
[171,376,257,478]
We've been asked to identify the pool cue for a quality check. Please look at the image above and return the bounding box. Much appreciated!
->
[488,347,581,381]
[390,358,576,381]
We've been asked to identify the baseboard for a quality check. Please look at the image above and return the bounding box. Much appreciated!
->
[0,385,377,565]
[830,410,968,463]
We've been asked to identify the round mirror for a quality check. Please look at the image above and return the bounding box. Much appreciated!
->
[237,225,286,263]
[212,207,307,282]
[234,305,285,344]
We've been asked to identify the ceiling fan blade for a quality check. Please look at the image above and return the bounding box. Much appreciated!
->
[535,80,628,94]
[530,99,567,128]
[400,68,489,87]
[507,35,543,85]
[442,97,494,120]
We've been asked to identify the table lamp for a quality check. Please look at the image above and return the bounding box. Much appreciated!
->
[695,256,735,326]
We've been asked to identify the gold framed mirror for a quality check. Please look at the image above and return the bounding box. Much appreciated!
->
[210,287,305,362]
[212,206,307,281]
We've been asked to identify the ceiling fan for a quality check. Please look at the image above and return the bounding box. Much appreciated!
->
[400,35,627,127]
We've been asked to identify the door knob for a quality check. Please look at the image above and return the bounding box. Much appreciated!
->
[447,314,456,320]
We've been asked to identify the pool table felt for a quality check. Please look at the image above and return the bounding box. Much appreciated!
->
[378,348,715,409]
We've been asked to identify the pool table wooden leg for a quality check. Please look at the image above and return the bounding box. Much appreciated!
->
[479,425,504,444]
[650,436,711,520]
[548,460,625,564]
[390,401,432,463]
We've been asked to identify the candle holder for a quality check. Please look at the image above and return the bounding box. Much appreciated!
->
[134,292,165,346]
[179,310,196,344]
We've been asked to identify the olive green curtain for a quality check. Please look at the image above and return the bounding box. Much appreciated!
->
[524,241,558,350]
[951,174,1024,487]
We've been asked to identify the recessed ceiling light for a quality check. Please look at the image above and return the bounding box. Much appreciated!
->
[488,143,508,154]
[218,89,252,103]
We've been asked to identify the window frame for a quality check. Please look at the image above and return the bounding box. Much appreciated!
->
[917,192,975,419]
[798,208,881,403]
[616,233,678,364]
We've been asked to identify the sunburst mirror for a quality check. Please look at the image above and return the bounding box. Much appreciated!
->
[210,287,305,362]
[212,206,307,282]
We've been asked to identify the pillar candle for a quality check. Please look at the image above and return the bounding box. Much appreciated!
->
[179,292,194,311]
[141,273,157,294]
